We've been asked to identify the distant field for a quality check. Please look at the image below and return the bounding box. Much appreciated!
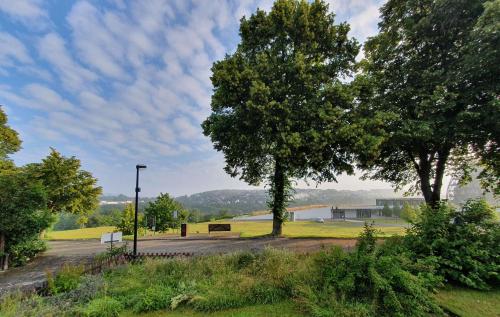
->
[46,226,116,240]
[46,220,407,240]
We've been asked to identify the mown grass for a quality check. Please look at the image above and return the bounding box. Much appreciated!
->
[46,220,407,240]
[435,286,500,317]
[46,226,116,239]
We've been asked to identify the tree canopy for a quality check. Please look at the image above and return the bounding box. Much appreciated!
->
[203,0,358,235]
[0,107,21,171]
[352,0,499,206]
[26,148,102,215]
[144,193,187,232]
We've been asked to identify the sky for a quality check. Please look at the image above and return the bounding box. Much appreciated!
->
[0,0,394,197]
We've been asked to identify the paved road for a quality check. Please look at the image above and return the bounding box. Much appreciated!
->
[0,237,357,294]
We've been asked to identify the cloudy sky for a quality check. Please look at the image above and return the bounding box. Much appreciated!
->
[0,0,392,197]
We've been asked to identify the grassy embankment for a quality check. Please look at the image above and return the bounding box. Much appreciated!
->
[2,249,498,317]
[128,288,500,317]
[46,219,408,240]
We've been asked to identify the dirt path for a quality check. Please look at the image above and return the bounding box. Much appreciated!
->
[0,237,356,294]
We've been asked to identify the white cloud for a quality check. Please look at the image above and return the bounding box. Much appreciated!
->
[67,1,128,79]
[4,0,391,196]
[0,0,46,19]
[38,33,98,92]
[0,32,33,66]
[327,0,384,43]
[0,83,74,112]
[23,84,75,111]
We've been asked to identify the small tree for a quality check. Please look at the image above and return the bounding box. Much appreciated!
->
[203,0,359,235]
[117,203,135,235]
[381,204,392,217]
[144,193,186,232]
[392,204,401,218]
[400,203,420,223]
[0,170,53,266]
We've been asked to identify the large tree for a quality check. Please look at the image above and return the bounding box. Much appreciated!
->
[26,148,102,216]
[202,0,358,235]
[460,0,500,195]
[353,0,499,206]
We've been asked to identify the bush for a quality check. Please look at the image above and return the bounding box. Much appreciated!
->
[304,246,442,317]
[405,199,500,289]
[131,284,176,313]
[47,264,85,294]
[83,297,123,317]
[8,237,47,267]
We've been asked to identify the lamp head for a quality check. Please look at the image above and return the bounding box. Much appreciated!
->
[136,164,147,169]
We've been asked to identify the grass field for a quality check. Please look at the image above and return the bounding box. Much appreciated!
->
[435,286,500,317]
[45,226,116,239]
[46,220,407,240]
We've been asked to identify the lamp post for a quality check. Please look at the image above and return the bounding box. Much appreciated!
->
[133,164,147,257]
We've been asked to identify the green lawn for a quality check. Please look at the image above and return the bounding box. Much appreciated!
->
[120,302,303,317]
[435,286,500,317]
[46,220,407,240]
[45,226,116,239]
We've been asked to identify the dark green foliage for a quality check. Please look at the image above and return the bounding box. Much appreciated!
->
[7,237,47,267]
[25,148,102,215]
[117,203,135,235]
[405,200,500,289]
[0,170,53,266]
[203,0,359,235]
[0,107,21,163]
[381,204,392,217]
[144,193,187,232]
[305,247,442,317]
[353,0,499,204]
[356,222,377,254]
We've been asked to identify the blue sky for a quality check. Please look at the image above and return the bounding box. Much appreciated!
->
[0,0,391,197]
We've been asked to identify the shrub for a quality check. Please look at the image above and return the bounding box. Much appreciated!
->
[131,284,175,313]
[47,264,85,294]
[83,297,123,317]
[8,237,47,267]
[305,246,442,317]
[405,199,500,289]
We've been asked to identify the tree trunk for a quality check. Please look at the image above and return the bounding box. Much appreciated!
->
[0,232,5,253]
[416,149,450,208]
[271,160,286,236]
[429,149,450,207]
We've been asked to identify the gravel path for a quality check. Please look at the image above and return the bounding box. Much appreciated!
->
[0,237,357,294]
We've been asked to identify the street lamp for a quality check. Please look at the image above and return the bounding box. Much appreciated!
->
[133,164,147,257]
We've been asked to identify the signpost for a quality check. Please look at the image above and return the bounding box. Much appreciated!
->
[101,231,123,250]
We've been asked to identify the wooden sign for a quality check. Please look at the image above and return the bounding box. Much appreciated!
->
[208,224,231,233]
